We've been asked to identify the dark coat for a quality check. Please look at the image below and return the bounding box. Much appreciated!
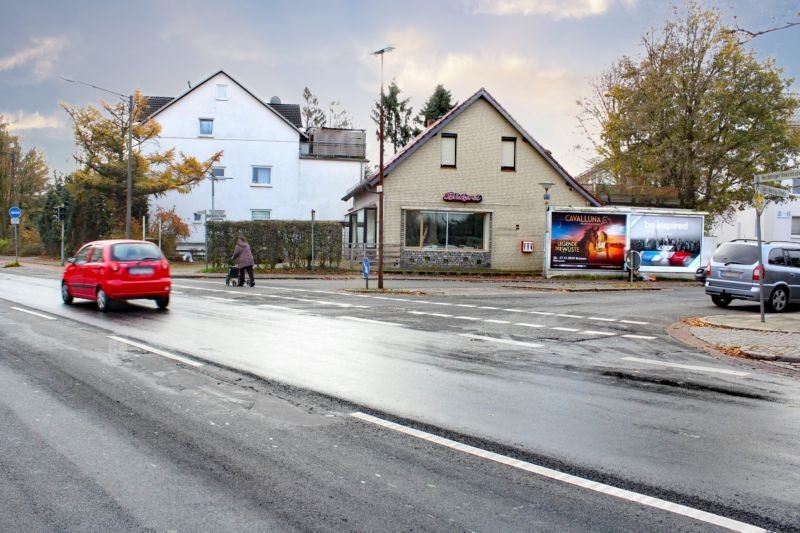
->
[231,242,254,268]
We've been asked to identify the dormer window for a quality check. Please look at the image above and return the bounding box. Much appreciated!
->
[199,118,214,136]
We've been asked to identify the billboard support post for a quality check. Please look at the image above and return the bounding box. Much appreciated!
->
[540,181,554,278]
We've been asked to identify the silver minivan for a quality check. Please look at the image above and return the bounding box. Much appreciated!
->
[705,240,800,312]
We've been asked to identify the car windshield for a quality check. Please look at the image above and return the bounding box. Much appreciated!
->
[111,242,163,262]
[711,243,759,265]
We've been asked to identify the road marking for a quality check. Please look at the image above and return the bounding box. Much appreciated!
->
[620,319,650,325]
[339,316,401,326]
[556,313,584,319]
[527,311,553,316]
[455,304,478,308]
[108,336,203,368]
[551,327,580,332]
[588,316,616,322]
[479,306,500,310]
[350,412,764,533]
[257,304,306,313]
[581,330,617,336]
[171,290,184,295]
[460,334,542,348]
[207,296,237,302]
[483,319,511,324]
[409,310,429,315]
[454,316,482,321]
[10,307,56,320]
[621,357,750,377]
[503,308,526,312]
[514,322,546,328]
[621,334,657,340]
[430,313,453,318]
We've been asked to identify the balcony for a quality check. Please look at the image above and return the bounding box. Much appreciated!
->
[300,127,366,160]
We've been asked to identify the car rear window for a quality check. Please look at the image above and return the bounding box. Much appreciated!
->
[111,242,163,262]
[711,243,759,265]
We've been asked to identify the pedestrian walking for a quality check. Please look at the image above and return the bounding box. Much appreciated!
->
[231,235,255,287]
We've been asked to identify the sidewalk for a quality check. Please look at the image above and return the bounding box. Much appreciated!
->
[687,313,800,364]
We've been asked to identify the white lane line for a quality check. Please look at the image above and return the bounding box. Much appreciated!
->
[621,334,658,340]
[484,319,511,324]
[581,330,617,336]
[350,412,764,533]
[460,334,542,348]
[10,307,56,320]
[588,316,616,322]
[479,306,500,310]
[455,304,478,308]
[556,313,584,319]
[171,290,184,295]
[207,296,237,302]
[503,308,526,312]
[620,319,650,325]
[621,357,750,377]
[427,302,453,307]
[454,316,482,321]
[430,313,453,318]
[257,304,305,313]
[409,310,429,315]
[551,327,580,332]
[339,316,401,327]
[514,322,546,328]
[527,311,553,316]
[108,336,203,368]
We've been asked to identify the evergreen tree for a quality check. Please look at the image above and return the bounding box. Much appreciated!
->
[417,85,456,129]
[371,80,415,154]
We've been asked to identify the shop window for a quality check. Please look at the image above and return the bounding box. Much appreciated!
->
[501,136,516,170]
[441,133,457,168]
[404,210,485,250]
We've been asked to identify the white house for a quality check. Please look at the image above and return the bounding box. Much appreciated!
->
[713,177,800,243]
[145,70,365,249]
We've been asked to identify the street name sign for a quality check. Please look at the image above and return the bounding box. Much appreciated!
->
[757,184,791,198]
[755,169,800,181]
[9,206,21,218]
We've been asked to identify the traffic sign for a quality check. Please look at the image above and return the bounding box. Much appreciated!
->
[8,206,21,218]
[10,217,19,225]
[755,169,800,181]
[757,184,791,198]
[753,193,765,214]
[362,257,370,279]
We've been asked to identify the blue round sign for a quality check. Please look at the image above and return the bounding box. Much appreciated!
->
[362,257,370,278]
[9,206,21,218]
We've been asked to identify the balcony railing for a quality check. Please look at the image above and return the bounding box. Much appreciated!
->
[300,141,365,160]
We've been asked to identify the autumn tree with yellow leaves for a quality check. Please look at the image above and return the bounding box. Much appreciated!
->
[61,91,222,239]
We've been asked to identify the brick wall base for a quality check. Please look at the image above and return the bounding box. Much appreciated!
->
[400,249,491,269]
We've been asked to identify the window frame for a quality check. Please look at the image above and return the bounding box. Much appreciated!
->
[440,133,457,168]
[198,118,214,137]
[193,212,203,223]
[251,166,272,187]
[211,167,226,178]
[403,209,487,251]
[250,209,271,221]
[501,136,517,171]
[216,84,228,100]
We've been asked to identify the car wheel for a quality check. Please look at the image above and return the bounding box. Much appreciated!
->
[96,288,112,312]
[61,282,73,305]
[768,287,789,313]
[711,294,731,308]
[155,295,170,309]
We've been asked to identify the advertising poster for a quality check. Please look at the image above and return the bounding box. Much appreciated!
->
[629,215,703,271]
[550,212,627,269]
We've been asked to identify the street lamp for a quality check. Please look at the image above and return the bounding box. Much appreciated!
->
[61,77,134,239]
[540,181,554,278]
[372,44,394,290]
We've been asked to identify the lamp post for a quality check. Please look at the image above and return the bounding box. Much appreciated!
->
[61,77,134,238]
[372,45,394,290]
[540,181,554,278]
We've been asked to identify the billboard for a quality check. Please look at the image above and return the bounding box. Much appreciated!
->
[550,212,627,270]
[629,214,704,271]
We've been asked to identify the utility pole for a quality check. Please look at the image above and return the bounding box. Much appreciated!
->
[372,45,394,289]
[311,209,316,271]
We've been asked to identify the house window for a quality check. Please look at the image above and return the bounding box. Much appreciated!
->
[199,118,214,136]
[216,84,227,100]
[251,209,271,221]
[212,167,225,178]
[365,208,377,244]
[252,166,271,186]
[404,210,485,249]
[441,133,457,168]
[193,212,203,223]
[501,136,516,171]
[792,216,800,237]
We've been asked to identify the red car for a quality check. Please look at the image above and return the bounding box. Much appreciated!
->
[61,239,171,311]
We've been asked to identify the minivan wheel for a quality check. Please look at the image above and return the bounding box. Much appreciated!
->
[96,288,111,312]
[61,282,73,305]
[768,287,789,313]
[155,295,169,309]
[711,294,731,308]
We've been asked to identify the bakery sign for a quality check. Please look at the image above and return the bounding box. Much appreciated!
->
[443,192,482,203]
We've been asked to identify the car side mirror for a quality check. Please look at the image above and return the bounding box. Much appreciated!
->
[67,257,75,264]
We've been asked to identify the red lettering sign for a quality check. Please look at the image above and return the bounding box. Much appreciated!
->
[443,192,482,203]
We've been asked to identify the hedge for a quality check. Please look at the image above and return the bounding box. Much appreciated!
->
[206,220,342,269]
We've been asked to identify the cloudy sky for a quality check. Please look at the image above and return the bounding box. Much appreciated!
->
[1,0,798,177]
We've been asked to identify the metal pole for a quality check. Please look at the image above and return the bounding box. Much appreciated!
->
[60,206,65,266]
[755,176,766,323]
[13,225,18,264]
[542,205,549,278]
[126,94,133,239]
[378,52,385,289]
[142,215,146,240]
[311,209,315,271]
[158,221,162,250]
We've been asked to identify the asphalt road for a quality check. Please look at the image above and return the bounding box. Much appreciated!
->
[0,268,798,531]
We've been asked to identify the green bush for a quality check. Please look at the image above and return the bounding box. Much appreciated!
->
[207,220,342,269]
[21,243,45,256]
[0,239,11,255]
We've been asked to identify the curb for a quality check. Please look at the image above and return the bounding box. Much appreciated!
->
[741,348,800,363]
[687,317,800,363]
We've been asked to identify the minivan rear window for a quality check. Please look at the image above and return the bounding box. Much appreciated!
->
[111,242,163,262]
[712,243,760,265]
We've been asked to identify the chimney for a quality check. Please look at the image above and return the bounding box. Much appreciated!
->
[426,118,436,128]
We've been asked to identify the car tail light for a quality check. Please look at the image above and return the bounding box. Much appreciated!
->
[705,261,711,276]
[109,261,120,272]
[161,261,169,270]
[752,265,764,281]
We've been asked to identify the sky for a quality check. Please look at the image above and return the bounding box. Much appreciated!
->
[1,0,798,178]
